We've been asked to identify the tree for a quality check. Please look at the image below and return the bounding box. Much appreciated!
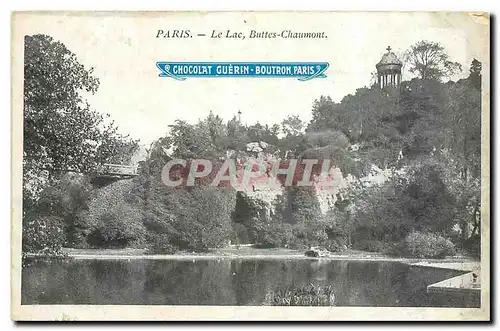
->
[281,115,305,137]
[246,122,279,146]
[23,34,137,198]
[139,180,236,251]
[135,126,238,252]
[22,215,66,254]
[34,173,93,246]
[96,121,139,165]
[439,152,480,242]
[307,87,405,175]
[22,34,139,253]
[468,58,482,90]
[225,116,248,151]
[443,80,481,181]
[281,186,325,246]
[165,119,218,159]
[440,62,482,242]
[337,160,458,253]
[405,40,462,81]
[308,96,348,135]
[204,111,227,149]
[369,71,378,87]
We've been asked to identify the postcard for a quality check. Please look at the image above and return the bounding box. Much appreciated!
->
[11,11,490,321]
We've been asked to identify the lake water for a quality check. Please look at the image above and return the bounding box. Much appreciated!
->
[21,258,477,307]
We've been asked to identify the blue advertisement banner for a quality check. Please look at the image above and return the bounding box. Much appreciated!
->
[156,62,329,81]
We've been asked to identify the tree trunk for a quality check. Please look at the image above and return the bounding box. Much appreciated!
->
[469,202,480,239]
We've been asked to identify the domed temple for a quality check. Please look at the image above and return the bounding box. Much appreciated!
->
[376,46,402,88]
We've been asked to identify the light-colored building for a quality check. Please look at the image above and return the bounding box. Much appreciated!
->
[376,46,402,88]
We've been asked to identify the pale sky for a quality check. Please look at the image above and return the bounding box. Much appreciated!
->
[15,12,489,144]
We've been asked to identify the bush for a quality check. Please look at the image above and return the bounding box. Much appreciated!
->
[403,231,456,258]
[174,186,236,251]
[22,215,66,255]
[383,241,405,257]
[86,203,146,248]
[25,173,94,248]
[353,240,388,253]
[463,234,480,258]
[79,178,148,247]
[253,222,290,248]
[146,233,178,254]
[265,284,335,306]
[324,237,348,252]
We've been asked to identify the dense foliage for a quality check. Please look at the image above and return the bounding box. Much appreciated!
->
[402,231,456,258]
[22,215,66,255]
[22,34,138,253]
[22,35,482,259]
[23,34,138,204]
[322,65,481,256]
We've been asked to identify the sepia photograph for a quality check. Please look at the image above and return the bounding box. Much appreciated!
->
[10,11,490,321]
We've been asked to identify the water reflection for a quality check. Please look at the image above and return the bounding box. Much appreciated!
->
[21,259,474,307]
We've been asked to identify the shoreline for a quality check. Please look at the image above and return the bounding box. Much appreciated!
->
[24,249,480,271]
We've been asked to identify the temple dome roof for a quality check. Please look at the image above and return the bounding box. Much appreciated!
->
[376,46,402,68]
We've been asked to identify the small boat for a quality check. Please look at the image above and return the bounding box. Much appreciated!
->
[304,247,330,258]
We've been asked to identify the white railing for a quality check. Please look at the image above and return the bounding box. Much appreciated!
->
[101,163,138,176]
